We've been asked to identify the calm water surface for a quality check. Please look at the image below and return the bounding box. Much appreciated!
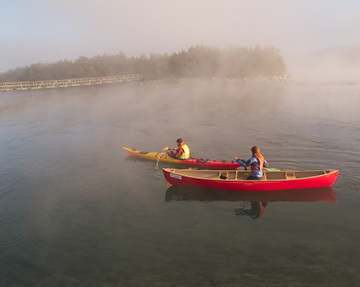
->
[0,81,360,286]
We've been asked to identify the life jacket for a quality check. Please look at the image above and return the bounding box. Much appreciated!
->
[250,156,264,175]
[179,144,190,159]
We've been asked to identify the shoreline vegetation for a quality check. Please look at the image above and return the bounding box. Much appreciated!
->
[138,76,291,89]
[0,45,288,83]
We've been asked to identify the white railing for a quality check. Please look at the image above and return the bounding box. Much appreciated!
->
[0,74,148,92]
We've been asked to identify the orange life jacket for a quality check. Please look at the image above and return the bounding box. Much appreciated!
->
[250,156,264,175]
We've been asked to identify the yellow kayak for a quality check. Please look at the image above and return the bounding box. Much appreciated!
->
[122,147,242,169]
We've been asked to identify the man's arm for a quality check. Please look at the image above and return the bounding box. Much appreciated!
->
[172,147,184,158]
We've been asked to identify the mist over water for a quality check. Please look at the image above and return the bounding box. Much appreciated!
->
[286,45,360,84]
[1,80,360,286]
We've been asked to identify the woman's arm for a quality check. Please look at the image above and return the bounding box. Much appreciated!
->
[264,159,269,167]
[234,156,246,166]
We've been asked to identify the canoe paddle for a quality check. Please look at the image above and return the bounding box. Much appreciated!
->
[156,147,170,169]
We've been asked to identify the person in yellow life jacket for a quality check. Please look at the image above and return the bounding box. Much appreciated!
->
[234,146,269,180]
[168,138,191,159]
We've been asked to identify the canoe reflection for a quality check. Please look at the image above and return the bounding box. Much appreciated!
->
[165,186,337,219]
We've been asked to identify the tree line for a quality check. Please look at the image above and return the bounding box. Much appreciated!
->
[0,45,286,82]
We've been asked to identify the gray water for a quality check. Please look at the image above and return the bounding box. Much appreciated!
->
[0,80,359,287]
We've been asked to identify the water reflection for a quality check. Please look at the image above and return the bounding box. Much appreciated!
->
[235,201,268,219]
[165,186,337,219]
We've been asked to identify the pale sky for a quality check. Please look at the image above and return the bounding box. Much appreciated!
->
[1,0,359,73]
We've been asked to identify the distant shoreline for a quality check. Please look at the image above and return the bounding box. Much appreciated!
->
[139,76,292,86]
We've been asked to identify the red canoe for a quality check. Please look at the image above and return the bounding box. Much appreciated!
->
[163,168,338,191]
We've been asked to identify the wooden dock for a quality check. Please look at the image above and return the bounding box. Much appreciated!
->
[0,74,148,92]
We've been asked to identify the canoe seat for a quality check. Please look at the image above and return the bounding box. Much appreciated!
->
[219,171,226,179]
[219,171,238,180]
[219,171,230,180]
[285,171,296,179]
[266,171,287,180]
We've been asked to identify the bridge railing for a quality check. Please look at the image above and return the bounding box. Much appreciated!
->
[0,74,148,92]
